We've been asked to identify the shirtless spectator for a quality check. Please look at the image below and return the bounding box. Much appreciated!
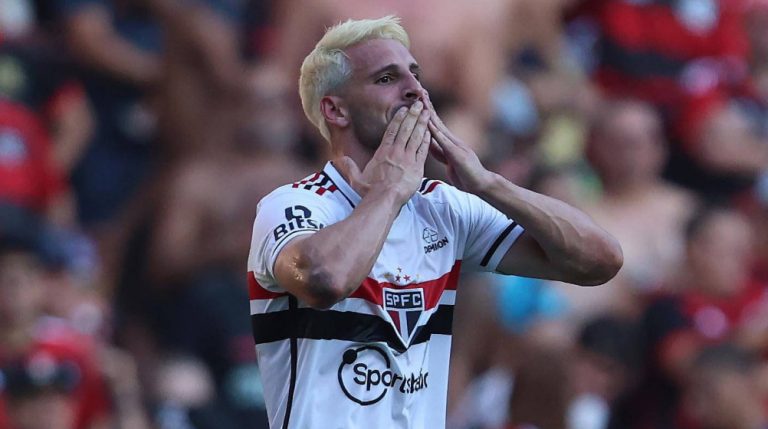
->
[568,0,768,198]
[272,0,511,151]
[146,0,249,158]
[618,205,768,429]
[561,100,696,324]
[142,64,308,428]
[148,63,311,288]
[682,344,768,429]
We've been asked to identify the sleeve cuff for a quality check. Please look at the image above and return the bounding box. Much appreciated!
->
[480,222,525,271]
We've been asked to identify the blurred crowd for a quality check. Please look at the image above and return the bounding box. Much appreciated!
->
[0,0,767,428]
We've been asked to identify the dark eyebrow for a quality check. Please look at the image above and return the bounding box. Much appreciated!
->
[368,63,422,79]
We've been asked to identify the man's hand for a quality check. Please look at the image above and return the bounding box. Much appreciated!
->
[274,101,432,308]
[343,101,432,205]
[424,94,494,194]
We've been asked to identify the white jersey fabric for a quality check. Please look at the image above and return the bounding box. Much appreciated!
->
[248,162,524,429]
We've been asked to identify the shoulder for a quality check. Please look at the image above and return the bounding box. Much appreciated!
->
[414,178,488,213]
[415,178,463,204]
[257,171,348,219]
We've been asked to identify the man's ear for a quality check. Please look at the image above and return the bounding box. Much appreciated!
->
[320,95,350,129]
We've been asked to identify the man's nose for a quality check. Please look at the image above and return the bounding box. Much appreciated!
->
[403,79,427,102]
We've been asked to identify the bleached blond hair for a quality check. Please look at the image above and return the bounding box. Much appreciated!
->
[299,16,410,141]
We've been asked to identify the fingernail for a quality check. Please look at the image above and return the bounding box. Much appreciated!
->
[413,101,423,110]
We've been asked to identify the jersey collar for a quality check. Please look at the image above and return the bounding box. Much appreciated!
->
[324,161,362,208]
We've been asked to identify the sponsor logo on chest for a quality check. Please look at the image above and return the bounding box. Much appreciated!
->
[338,345,429,406]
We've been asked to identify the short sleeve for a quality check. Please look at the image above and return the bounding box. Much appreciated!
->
[247,188,344,292]
[452,190,524,272]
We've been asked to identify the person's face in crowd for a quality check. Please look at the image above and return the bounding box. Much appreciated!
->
[241,64,299,152]
[0,251,45,328]
[747,5,768,62]
[337,38,427,150]
[592,103,665,186]
[687,211,753,296]
[7,392,77,429]
[685,367,764,429]
[571,348,627,402]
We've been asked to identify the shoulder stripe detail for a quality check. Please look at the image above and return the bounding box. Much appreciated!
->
[291,172,338,196]
[419,179,430,192]
[324,174,355,208]
[418,179,442,195]
[480,222,517,267]
[251,305,454,353]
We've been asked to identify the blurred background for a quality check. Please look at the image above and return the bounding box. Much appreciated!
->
[0,0,767,428]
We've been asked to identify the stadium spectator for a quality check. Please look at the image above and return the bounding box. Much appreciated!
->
[563,99,697,324]
[126,62,302,428]
[146,0,249,158]
[0,29,89,227]
[56,0,162,227]
[506,345,570,429]
[681,344,768,429]
[1,352,81,429]
[617,205,767,428]
[569,0,749,111]
[571,315,641,429]
[568,0,768,198]
[272,0,513,154]
[0,236,111,429]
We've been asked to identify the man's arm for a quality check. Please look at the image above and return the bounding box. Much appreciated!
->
[477,176,623,285]
[272,104,431,309]
[62,4,160,86]
[426,96,622,286]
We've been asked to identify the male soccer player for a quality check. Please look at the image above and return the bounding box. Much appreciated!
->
[248,16,623,428]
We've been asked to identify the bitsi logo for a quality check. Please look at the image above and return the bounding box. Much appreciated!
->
[422,227,448,254]
[338,345,429,406]
[272,205,324,241]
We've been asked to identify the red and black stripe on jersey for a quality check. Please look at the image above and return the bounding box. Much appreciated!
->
[292,172,338,196]
[247,261,460,353]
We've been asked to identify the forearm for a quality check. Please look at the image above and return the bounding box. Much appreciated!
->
[477,172,623,285]
[66,7,160,86]
[281,190,403,308]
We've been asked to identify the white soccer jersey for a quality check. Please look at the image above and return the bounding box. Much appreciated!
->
[247,162,524,429]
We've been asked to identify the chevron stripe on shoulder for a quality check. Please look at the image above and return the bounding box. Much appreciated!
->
[418,179,443,195]
[291,171,338,196]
